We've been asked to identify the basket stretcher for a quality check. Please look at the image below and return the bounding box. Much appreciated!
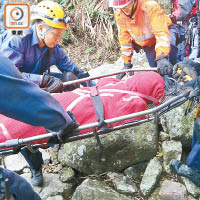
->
[0,68,190,155]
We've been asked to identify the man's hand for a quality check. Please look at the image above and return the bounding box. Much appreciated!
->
[116,63,133,80]
[40,72,64,93]
[57,111,80,143]
[156,55,173,76]
[173,58,200,82]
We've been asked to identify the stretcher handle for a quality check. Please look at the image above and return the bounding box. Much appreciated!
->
[0,132,57,148]
[63,67,157,86]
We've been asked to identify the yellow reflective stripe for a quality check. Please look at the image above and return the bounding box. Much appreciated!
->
[160,35,170,42]
[155,41,170,49]
[117,24,120,36]
[131,33,154,41]
[121,50,133,56]
[146,1,157,5]
[144,12,153,32]
[121,44,132,49]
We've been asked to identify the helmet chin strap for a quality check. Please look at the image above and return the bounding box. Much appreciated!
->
[121,0,138,19]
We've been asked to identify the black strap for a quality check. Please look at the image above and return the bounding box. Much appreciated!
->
[40,48,53,74]
[90,86,107,129]
[90,86,108,162]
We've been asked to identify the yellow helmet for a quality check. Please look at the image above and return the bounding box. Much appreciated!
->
[31,0,72,29]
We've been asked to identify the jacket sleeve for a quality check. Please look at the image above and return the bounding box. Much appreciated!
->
[56,47,84,78]
[22,72,41,85]
[115,10,133,64]
[0,34,25,68]
[143,1,172,58]
[0,55,72,132]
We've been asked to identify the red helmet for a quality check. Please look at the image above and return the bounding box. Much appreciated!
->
[105,0,134,8]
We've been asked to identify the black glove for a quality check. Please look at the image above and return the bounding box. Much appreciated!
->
[116,63,133,80]
[156,55,173,76]
[173,58,200,82]
[57,111,80,143]
[40,72,64,93]
[182,77,200,99]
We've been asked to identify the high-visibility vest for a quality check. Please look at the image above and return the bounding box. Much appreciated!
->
[115,0,172,63]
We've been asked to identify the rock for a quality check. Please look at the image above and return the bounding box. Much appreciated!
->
[40,148,51,164]
[140,157,163,197]
[124,161,148,181]
[162,140,182,173]
[188,195,197,200]
[160,131,169,142]
[160,102,194,148]
[180,177,200,198]
[59,167,75,182]
[107,172,138,195]
[158,180,187,200]
[4,153,28,172]
[72,178,132,200]
[89,53,148,78]
[22,173,75,200]
[53,164,63,173]
[58,121,158,175]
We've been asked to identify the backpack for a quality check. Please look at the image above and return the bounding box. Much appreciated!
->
[171,0,197,21]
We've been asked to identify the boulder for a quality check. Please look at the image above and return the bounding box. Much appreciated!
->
[58,121,158,175]
[160,102,194,148]
[72,179,132,200]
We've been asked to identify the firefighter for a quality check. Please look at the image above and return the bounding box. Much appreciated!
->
[105,0,179,79]
[0,0,94,92]
[0,54,79,187]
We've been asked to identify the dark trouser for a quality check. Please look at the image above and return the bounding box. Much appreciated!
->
[21,149,44,171]
[187,117,200,173]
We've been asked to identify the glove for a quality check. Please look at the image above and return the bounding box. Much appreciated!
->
[173,58,200,82]
[40,72,64,93]
[57,111,80,143]
[182,77,200,99]
[156,55,173,76]
[116,63,133,80]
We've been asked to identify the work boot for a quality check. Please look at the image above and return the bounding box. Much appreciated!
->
[31,168,43,187]
[169,159,200,187]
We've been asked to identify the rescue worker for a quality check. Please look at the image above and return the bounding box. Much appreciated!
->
[105,0,179,79]
[0,53,79,187]
[0,0,94,92]
[0,54,79,197]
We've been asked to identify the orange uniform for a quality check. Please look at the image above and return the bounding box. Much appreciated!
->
[115,0,172,64]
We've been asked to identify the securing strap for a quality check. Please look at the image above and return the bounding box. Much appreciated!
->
[90,86,109,162]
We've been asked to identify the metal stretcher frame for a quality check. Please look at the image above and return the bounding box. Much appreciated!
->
[0,68,190,155]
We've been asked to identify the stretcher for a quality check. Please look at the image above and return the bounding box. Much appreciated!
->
[0,68,191,156]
